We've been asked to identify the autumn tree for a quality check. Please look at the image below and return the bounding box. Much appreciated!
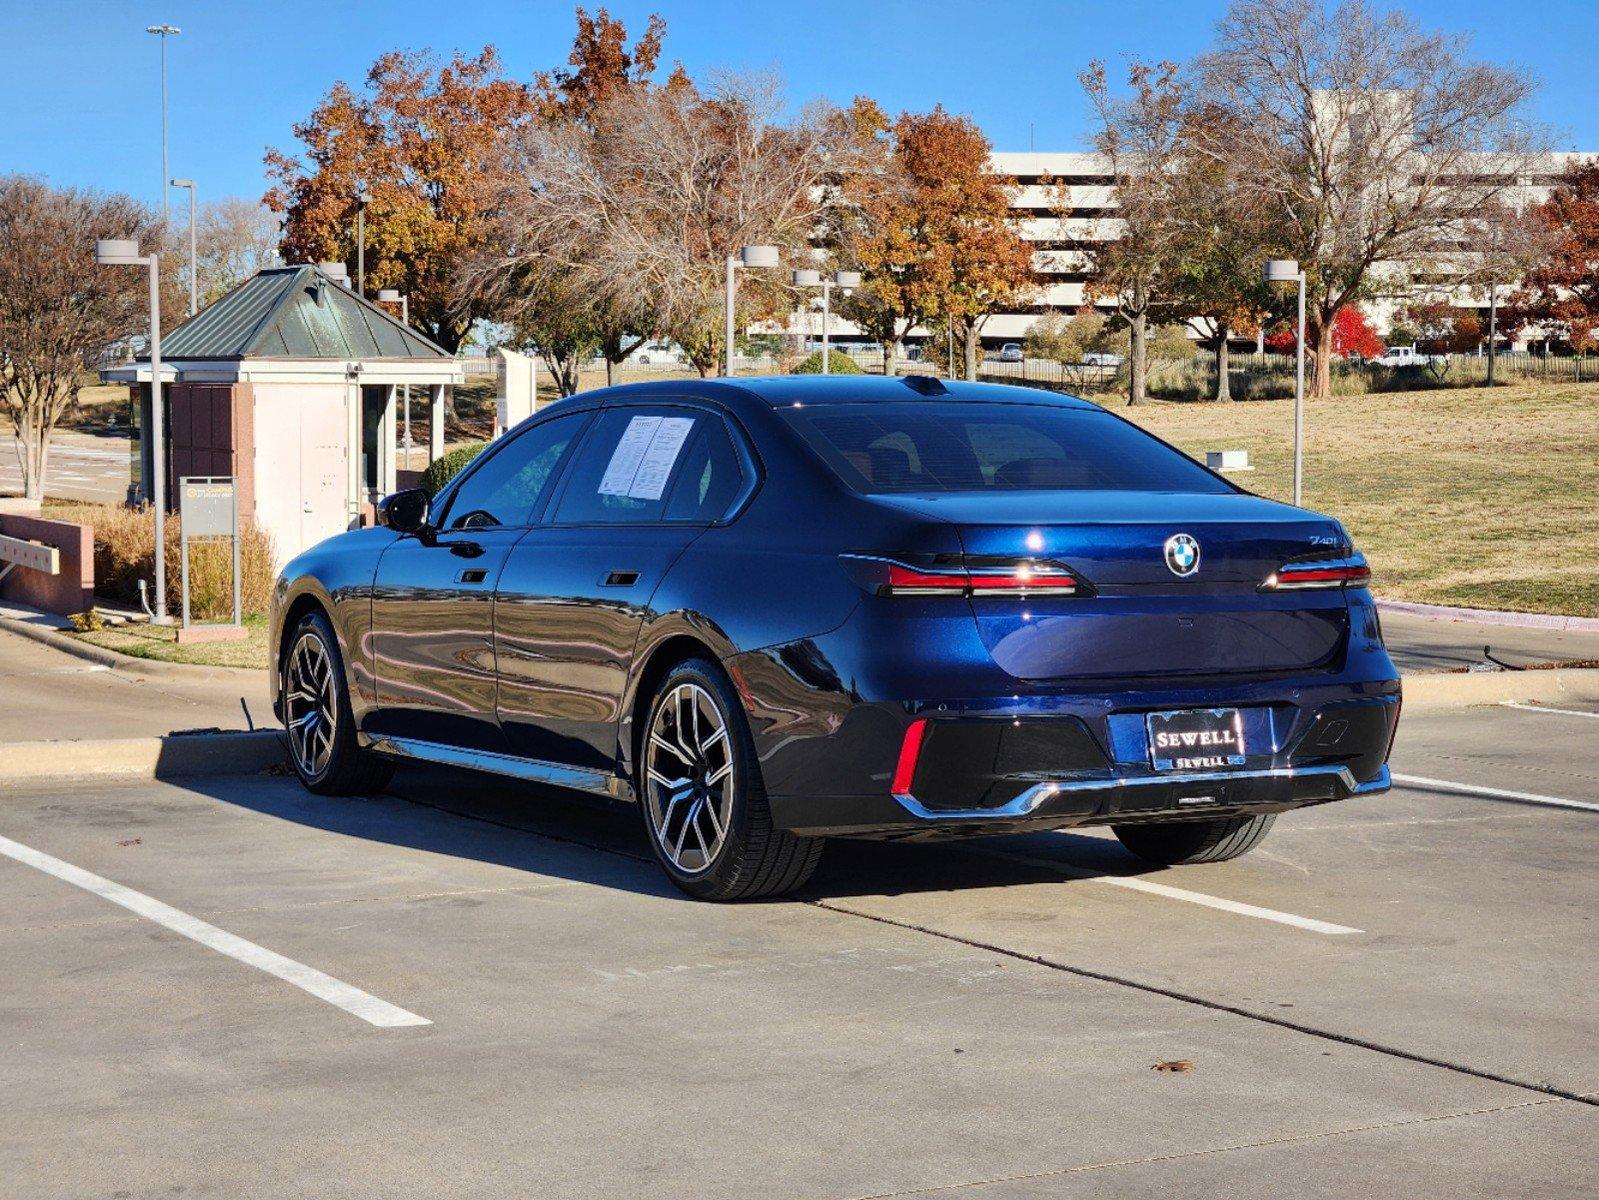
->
[0,178,168,499]
[266,46,534,352]
[1164,106,1278,400]
[1079,60,1190,404]
[834,106,1031,378]
[1196,0,1542,398]
[1507,160,1599,353]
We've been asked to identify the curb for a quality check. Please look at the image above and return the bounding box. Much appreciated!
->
[0,615,257,683]
[1400,667,1599,712]
[0,730,285,783]
[1378,599,1599,633]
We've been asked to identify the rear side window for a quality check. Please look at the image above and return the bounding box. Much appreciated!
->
[441,411,589,529]
[664,418,745,522]
[783,402,1230,494]
[555,406,742,524]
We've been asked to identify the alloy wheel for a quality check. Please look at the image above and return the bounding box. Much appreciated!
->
[285,631,337,779]
[645,682,734,875]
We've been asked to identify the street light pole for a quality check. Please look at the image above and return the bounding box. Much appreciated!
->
[792,268,860,375]
[354,189,368,297]
[1264,259,1308,506]
[97,238,170,623]
[146,25,180,227]
[171,178,197,315]
[725,245,779,376]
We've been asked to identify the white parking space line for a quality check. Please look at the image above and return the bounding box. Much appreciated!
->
[0,832,430,1028]
[973,848,1363,935]
[1502,702,1599,720]
[1392,773,1599,814]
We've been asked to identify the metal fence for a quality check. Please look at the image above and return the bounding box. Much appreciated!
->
[979,350,1599,400]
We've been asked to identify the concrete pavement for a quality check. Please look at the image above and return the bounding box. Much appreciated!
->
[1380,608,1599,673]
[0,624,270,743]
[1,696,1597,1196]
[0,427,134,505]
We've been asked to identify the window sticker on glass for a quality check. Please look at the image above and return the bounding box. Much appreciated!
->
[627,417,695,499]
[598,415,696,500]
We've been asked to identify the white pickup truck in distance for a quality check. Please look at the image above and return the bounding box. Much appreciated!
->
[1374,345,1445,368]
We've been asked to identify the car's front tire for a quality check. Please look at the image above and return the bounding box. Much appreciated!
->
[1112,813,1275,865]
[639,658,824,900]
[281,609,394,796]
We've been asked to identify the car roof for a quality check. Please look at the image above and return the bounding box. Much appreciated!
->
[558,375,1101,412]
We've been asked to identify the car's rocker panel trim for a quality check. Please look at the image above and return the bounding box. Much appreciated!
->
[366,736,630,799]
[892,764,1391,821]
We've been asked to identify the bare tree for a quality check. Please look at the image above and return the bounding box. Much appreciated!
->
[1079,60,1191,405]
[1197,0,1543,397]
[1462,197,1560,383]
[0,177,166,501]
[193,197,281,304]
[476,72,840,378]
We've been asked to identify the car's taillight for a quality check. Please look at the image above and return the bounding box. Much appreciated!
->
[845,555,1088,597]
[1260,556,1371,591]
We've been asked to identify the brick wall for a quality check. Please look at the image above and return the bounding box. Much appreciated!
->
[0,512,94,615]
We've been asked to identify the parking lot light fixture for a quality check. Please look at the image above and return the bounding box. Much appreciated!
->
[725,245,780,376]
[1263,258,1307,505]
[791,268,862,375]
[171,178,197,315]
[95,237,170,623]
[146,24,180,227]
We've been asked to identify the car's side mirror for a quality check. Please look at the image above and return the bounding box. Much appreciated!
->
[378,488,433,539]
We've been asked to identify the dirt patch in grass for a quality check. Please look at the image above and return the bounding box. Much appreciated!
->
[74,615,269,670]
[1107,384,1598,617]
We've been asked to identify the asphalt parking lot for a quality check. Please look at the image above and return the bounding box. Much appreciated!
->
[2,698,1597,1198]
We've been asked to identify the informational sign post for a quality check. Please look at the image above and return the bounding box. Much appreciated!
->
[178,476,242,634]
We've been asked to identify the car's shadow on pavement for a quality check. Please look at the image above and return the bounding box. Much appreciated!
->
[183,761,1162,904]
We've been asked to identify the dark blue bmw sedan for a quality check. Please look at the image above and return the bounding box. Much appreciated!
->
[270,376,1400,900]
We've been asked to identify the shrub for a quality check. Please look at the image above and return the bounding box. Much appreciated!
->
[420,442,487,495]
[41,501,276,619]
[791,349,863,375]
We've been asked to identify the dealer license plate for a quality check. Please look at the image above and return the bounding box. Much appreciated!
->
[1147,708,1247,772]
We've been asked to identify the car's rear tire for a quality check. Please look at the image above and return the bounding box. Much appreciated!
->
[639,658,824,901]
[282,609,394,797]
[1112,813,1276,865]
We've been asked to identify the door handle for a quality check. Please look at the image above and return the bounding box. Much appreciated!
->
[601,570,640,587]
[456,569,488,585]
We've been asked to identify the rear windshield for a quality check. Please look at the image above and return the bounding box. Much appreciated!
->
[782,401,1233,495]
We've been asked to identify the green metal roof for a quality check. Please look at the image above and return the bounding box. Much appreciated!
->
[151,265,450,361]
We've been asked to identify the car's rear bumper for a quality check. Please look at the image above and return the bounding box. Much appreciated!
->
[765,693,1399,840]
[771,763,1390,840]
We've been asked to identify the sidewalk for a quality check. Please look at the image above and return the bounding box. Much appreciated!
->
[1379,609,1599,674]
[0,624,272,743]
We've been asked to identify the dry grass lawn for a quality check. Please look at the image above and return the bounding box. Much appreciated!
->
[1109,383,1598,616]
[74,616,269,670]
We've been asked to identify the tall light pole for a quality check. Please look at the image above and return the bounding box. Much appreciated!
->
[146,25,180,227]
[171,178,197,315]
[725,245,779,376]
[1264,259,1307,506]
[377,289,411,464]
[791,268,860,374]
[97,238,171,623]
[354,186,368,297]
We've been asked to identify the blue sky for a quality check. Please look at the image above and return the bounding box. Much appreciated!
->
[2,0,1593,209]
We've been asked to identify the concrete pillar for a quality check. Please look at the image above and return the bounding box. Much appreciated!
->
[428,384,445,463]
[379,384,398,497]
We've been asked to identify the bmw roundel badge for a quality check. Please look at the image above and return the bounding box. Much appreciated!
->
[1164,533,1200,577]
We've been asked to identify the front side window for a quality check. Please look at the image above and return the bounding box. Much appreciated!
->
[441,412,589,530]
[783,401,1232,495]
[554,406,743,524]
